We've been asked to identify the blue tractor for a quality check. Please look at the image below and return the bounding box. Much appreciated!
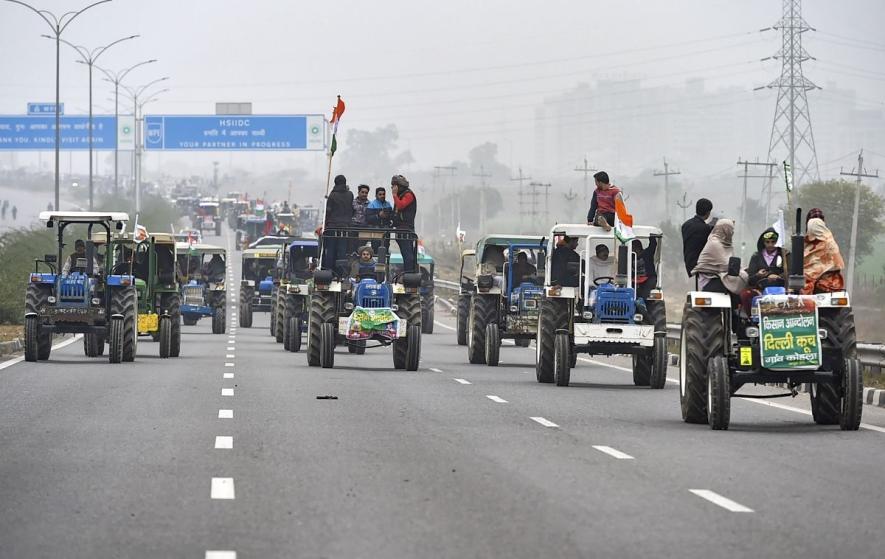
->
[466,236,547,366]
[176,242,227,333]
[238,245,280,328]
[306,226,423,370]
[24,212,139,363]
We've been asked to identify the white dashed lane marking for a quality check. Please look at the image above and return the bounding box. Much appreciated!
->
[592,445,635,460]
[205,551,237,559]
[218,409,233,419]
[210,478,235,499]
[429,367,443,373]
[223,372,234,379]
[530,416,559,428]
[221,388,234,396]
[690,489,754,512]
[225,362,234,367]
[486,395,508,403]
[453,378,472,385]
[226,354,235,358]
[214,436,233,449]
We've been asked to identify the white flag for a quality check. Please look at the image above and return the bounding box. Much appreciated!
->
[771,209,785,248]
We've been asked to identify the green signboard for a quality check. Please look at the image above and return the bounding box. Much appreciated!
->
[345,307,399,340]
[758,295,821,370]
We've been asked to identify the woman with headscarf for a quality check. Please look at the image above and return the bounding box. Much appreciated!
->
[691,219,748,295]
[739,227,787,314]
[802,217,845,295]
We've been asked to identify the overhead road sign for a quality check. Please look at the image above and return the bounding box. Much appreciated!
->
[0,115,131,150]
[143,115,325,151]
[28,103,63,115]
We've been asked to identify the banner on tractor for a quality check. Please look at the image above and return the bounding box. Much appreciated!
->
[345,307,400,340]
[757,295,821,370]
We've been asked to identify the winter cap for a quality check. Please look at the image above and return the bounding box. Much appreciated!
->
[391,175,409,188]
[334,175,347,186]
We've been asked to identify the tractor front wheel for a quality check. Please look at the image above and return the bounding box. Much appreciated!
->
[485,322,500,366]
[110,286,138,362]
[707,355,731,430]
[320,322,335,369]
[456,295,470,346]
[158,316,172,358]
[554,332,571,387]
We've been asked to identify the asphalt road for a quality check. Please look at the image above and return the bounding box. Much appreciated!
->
[2,228,885,559]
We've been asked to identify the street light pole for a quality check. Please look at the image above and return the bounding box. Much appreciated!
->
[5,0,112,211]
[121,79,169,214]
[96,59,156,196]
[52,34,138,210]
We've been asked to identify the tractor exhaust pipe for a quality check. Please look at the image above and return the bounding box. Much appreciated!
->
[788,208,805,292]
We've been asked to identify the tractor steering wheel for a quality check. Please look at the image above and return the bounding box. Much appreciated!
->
[593,276,615,286]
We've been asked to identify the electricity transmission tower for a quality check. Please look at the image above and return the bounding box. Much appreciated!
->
[653,158,680,224]
[511,167,532,233]
[840,149,879,295]
[760,0,820,189]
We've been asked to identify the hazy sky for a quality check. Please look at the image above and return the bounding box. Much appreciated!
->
[2,0,883,177]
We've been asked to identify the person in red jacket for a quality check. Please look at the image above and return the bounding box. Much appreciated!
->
[586,171,621,228]
[390,174,417,273]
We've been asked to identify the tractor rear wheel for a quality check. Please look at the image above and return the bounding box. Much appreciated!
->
[394,294,422,370]
[468,295,496,365]
[840,358,863,431]
[812,308,858,425]
[307,291,337,367]
[269,287,278,337]
[485,322,500,366]
[456,295,470,346]
[163,293,182,356]
[679,303,723,424]
[707,355,731,430]
[537,298,569,384]
[212,306,226,334]
[25,284,52,361]
[84,333,103,357]
[274,291,286,343]
[110,286,138,362]
[632,351,652,386]
[649,335,668,389]
[422,301,434,334]
[287,316,302,353]
[24,315,40,362]
[320,322,335,369]
[554,332,571,387]
[158,316,172,358]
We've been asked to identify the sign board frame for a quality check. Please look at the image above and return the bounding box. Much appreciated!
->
[143,114,325,151]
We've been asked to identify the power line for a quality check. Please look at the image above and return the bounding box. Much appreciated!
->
[653,158,681,225]
[736,158,778,245]
[573,157,597,206]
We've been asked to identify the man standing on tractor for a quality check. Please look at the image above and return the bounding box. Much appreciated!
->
[391,174,418,273]
[586,171,621,229]
[322,174,354,276]
[352,185,370,226]
[681,197,716,277]
[367,187,393,227]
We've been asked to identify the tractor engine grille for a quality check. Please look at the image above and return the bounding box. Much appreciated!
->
[360,296,386,309]
[183,285,205,306]
[595,286,636,324]
[59,274,88,302]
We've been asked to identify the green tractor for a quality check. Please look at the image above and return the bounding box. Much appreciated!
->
[271,238,319,352]
[25,212,138,363]
[101,231,182,358]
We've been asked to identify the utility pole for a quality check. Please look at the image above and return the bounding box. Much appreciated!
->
[473,164,492,235]
[526,181,552,232]
[510,167,532,233]
[759,0,821,189]
[434,165,456,235]
[676,192,693,224]
[840,149,879,295]
[563,188,579,222]
[736,158,779,248]
[212,161,219,191]
[653,157,680,224]
[573,156,596,205]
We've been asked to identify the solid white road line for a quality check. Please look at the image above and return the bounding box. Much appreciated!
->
[434,320,456,331]
[530,416,559,428]
[210,478,235,500]
[214,436,233,449]
[689,489,754,512]
[0,334,83,371]
[453,378,472,385]
[225,362,234,367]
[205,551,237,559]
[592,445,635,460]
[429,367,443,373]
[221,388,234,396]
[486,395,508,403]
[218,409,233,419]
[223,372,234,379]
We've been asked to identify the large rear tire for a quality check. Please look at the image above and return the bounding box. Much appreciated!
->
[212,306,226,335]
[158,316,172,358]
[456,295,470,346]
[393,294,422,370]
[632,351,652,386]
[468,295,496,364]
[537,298,569,383]
[812,308,858,425]
[707,355,731,430]
[320,322,335,368]
[269,287,278,339]
[274,290,287,343]
[307,291,336,367]
[840,358,863,431]
[485,323,500,366]
[24,315,40,362]
[25,284,52,361]
[679,304,723,424]
[84,333,104,357]
[239,286,253,328]
[554,332,571,387]
[110,286,138,362]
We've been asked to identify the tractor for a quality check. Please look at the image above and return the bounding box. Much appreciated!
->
[239,246,280,327]
[24,211,138,364]
[102,231,182,357]
[176,242,227,334]
[466,236,546,366]
[306,226,423,370]
[236,214,266,251]
[535,224,667,388]
[194,199,222,236]
[390,250,435,334]
[271,239,318,352]
[455,248,477,346]
[679,210,862,430]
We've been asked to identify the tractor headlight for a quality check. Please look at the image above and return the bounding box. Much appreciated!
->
[745,326,760,338]
[91,298,101,306]
[30,274,42,283]
[344,302,354,310]
[582,311,593,319]
[510,305,518,312]
[633,314,644,323]
[391,304,399,311]
[47,296,56,304]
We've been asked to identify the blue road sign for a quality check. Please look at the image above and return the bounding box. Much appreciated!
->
[0,115,117,150]
[143,114,325,151]
[27,103,64,115]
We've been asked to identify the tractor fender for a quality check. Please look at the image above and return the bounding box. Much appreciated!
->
[110,313,124,320]
[24,311,38,318]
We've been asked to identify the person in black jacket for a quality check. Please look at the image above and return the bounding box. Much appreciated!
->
[391,174,418,273]
[550,236,580,287]
[681,198,715,276]
[740,227,786,315]
[322,174,354,275]
[631,235,659,300]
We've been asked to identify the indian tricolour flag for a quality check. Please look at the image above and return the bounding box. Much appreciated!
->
[329,96,345,157]
[613,195,634,243]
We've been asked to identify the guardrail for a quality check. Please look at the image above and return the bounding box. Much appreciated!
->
[434,278,885,374]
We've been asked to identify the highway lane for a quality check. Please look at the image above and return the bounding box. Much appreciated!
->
[1,231,884,558]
